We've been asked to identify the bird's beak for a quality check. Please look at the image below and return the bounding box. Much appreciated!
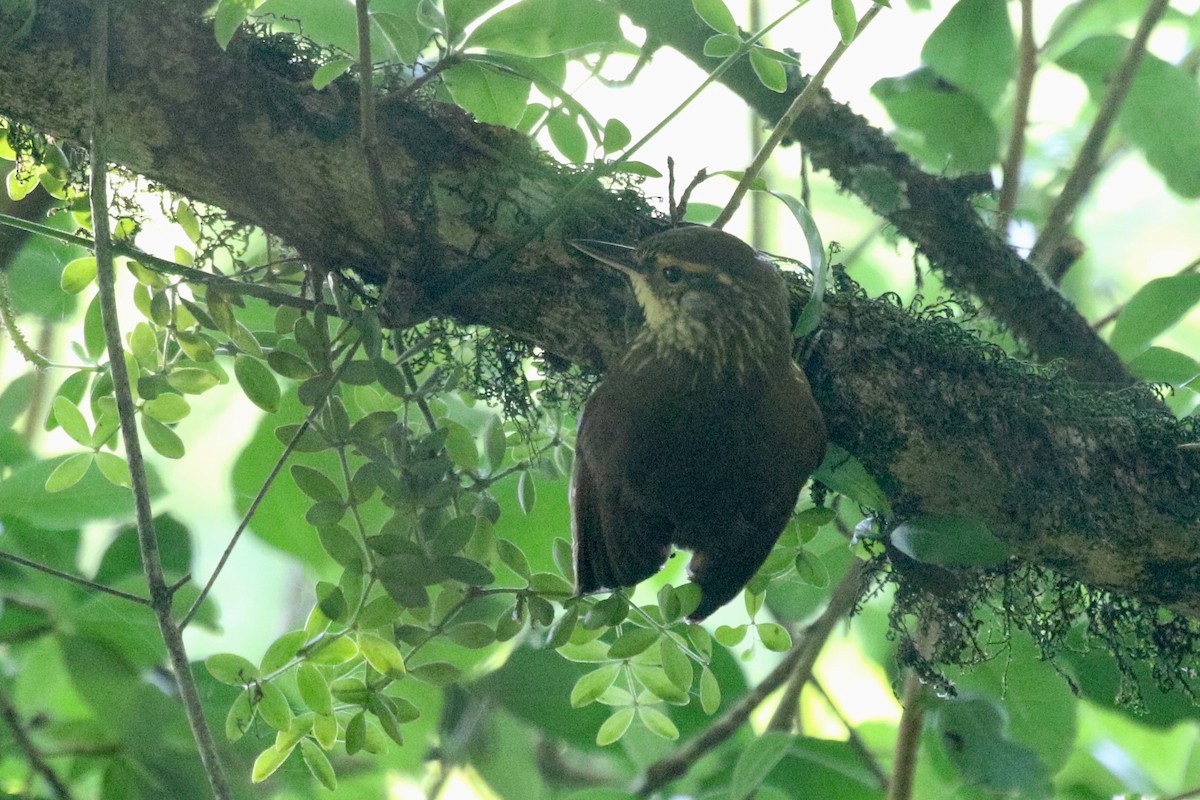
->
[569,239,638,277]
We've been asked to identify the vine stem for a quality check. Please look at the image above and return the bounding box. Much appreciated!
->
[88,4,231,798]
[0,686,75,800]
[887,672,925,800]
[712,2,885,230]
[1027,0,1170,268]
[995,0,1036,234]
[635,559,864,797]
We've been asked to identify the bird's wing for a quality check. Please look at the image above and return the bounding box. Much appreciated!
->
[571,393,672,595]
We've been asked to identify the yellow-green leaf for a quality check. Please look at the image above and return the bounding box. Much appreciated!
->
[52,396,91,447]
[596,707,635,746]
[44,453,93,492]
[358,632,407,678]
[300,738,337,790]
[94,451,131,488]
[297,663,332,715]
[60,256,97,294]
[251,742,294,783]
[638,705,680,740]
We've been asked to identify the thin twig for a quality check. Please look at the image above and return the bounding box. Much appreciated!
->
[635,559,865,797]
[712,3,885,229]
[89,6,231,797]
[995,0,1036,234]
[812,678,889,788]
[0,548,152,606]
[1092,254,1200,332]
[0,686,75,800]
[1028,0,1171,267]
[0,213,328,314]
[887,672,925,800]
[180,339,362,629]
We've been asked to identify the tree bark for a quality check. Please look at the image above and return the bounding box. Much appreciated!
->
[1,0,1197,616]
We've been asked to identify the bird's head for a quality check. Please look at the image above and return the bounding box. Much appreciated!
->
[572,226,793,376]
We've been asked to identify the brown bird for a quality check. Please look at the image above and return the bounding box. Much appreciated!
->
[570,226,826,619]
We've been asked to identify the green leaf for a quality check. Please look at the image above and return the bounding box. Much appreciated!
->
[251,742,294,783]
[467,0,622,57]
[300,738,337,790]
[749,47,787,93]
[206,652,262,685]
[1058,36,1200,198]
[890,514,1011,567]
[166,367,220,394]
[446,621,496,648]
[830,0,857,44]
[1109,274,1200,360]
[1127,346,1200,387]
[517,469,536,514]
[571,663,621,708]
[297,663,332,715]
[692,0,738,35]
[267,349,315,380]
[659,638,693,691]
[601,118,631,154]
[812,444,891,514]
[129,322,159,370]
[312,58,354,90]
[235,354,281,412]
[730,731,793,800]
[291,464,343,503]
[921,0,1015,109]
[60,256,97,294]
[359,632,407,678]
[703,33,740,58]
[497,538,532,579]
[547,111,588,164]
[607,627,660,659]
[637,706,679,740]
[226,688,255,741]
[257,681,294,731]
[756,622,792,653]
[141,415,185,459]
[213,0,255,49]
[409,661,462,686]
[700,665,721,713]
[871,68,1000,172]
[142,393,190,423]
[304,635,359,666]
[52,396,91,447]
[794,549,830,587]
[596,707,635,746]
[44,452,93,492]
[443,60,532,128]
[3,454,157,527]
[936,695,1052,796]
[632,664,689,704]
[94,451,131,487]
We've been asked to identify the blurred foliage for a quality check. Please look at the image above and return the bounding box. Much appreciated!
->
[1,0,1199,799]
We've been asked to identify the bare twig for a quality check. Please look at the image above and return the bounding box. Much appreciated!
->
[636,559,865,797]
[0,548,152,606]
[995,0,1036,233]
[180,340,362,629]
[0,212,328,314]
[0,686,75,800]
[812,678,889,788]
[887,672,926,800]
[712,3,885,229]
[1092,254,1200,332]
[1028,0,1171,267]
[89,5,231,797]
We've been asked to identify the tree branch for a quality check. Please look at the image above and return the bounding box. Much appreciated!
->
[0,685,75,800]
[1,0,1198,617]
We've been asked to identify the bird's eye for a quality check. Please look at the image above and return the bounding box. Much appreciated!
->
[661,266,683,284]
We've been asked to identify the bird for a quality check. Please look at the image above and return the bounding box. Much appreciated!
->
[569,225,827,620]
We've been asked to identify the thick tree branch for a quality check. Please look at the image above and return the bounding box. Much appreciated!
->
[1,1,1198,618]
